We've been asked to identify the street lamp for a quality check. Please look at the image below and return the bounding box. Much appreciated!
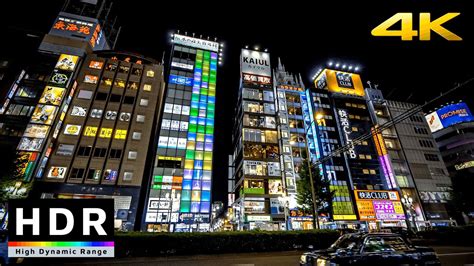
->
[401,194,418,231]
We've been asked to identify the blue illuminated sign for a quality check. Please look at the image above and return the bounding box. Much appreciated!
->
[169,74,193,86]
[437,103,473,128]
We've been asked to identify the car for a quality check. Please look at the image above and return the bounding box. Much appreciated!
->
[300,232,440,265]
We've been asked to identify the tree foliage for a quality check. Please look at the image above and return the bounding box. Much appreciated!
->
[296,160,333,216]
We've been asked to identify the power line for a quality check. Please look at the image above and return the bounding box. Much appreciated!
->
[314,77,474,165]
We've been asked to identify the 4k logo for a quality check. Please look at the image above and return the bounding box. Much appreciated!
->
[371,13,462,41]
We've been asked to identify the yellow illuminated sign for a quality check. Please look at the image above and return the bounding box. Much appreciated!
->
[114,129,127,140]
[84,126,98,137]
[99,128,112,138]
[314,69,365,97]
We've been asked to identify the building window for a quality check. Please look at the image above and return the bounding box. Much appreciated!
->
[86,169,101,180]
[362,169,370,174]
[101,77,113,87]
[84,75,98,84]
[147,70,155,77]
[90,109,103,118]
[114,79,126,88]
[77,146,92,156]
[143,84,152,91]
[126,81,138,90]
[77,90,93,99]
[123,96,135,104]
[132,131,142,140]
[109,149,122,159]
[89,61,103,69]
[106,63,117,71]
[110,94,122,102]
[119,65,130,74]
[424,153,440,161]
[132,67,142,76]
[99,128,113,138]
[139,98,149,106]
[369,169,376,175]
[95,92,108,101]
[123,171,133,181]
[93,148,107,158]
[119,112,131,122]
[396,175,410,187]
[128,151,137,160]
[70,168,85,179]
[136,115,145,123]
[105,111,117,120]
[419,139,434,148]
[114,129,127,139]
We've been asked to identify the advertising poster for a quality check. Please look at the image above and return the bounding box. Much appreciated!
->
[49,69,71,87]
[268,179,283,194]
[30,105,58,125]
[39,86,66,106]
[63,124,81,135]
[23,125,49,139]
[55,54,79,71]
[17,137,44,151]
[71,106,87,116]
[47,166,67,179]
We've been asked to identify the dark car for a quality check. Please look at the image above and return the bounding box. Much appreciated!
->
[300,232,440,265]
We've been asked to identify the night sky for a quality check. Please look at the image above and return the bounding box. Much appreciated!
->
[2,0,473,205]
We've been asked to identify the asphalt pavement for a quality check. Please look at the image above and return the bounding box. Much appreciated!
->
[36,245,474,266]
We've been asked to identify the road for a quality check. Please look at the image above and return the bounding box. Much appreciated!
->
[38,246,474,266]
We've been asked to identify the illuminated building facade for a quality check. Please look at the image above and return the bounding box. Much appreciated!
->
[31,52,164,231]
[232,48,285,231]
[273,59,318,230]
[312,68,407,230]
[141,34,222,232]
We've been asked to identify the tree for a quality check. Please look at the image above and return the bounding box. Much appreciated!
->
[296,160,333,216]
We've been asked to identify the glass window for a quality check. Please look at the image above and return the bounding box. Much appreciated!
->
[162,119,171,130]
[363,236,409,253]
[90,109,103,118]
[143,84,152,91]
[123,172,133,181]
[77,90,93,99]
[84,75,98,84]
[132,132,142,140]
[128,151,137,160]
[137,115,145,123]
[164,103,173,113]
[140,98,149,106]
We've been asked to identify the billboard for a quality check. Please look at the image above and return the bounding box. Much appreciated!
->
[426,103,474,132]
[173,34,219,52]
[241,49,271,79]
[354,190,405,221]
[38,86,66,106]
[314,69,365,97]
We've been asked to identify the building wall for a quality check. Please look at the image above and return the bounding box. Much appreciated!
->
[387,100,452,220]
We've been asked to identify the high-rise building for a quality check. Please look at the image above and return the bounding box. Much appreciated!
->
[30,52,165,231]
[425,102,474,175]
[232,48,285,231]
[387,100,452,224]
[366,88,427,229]
[0,0,119,206]
[141,33,223,232]
[311,68,408,230]
[273,59,318,230]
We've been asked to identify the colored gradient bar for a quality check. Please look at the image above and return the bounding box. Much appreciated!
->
[8,241,114,247]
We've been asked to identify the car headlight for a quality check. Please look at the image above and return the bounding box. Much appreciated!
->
[317,258,337,266]
[300,255,307,264]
